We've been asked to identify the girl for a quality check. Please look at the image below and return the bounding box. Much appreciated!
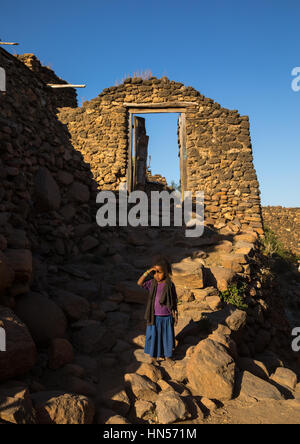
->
[137,255,178,363]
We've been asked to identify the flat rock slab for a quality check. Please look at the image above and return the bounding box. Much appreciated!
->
[238,371,283,401]
[0,386,37,424]
[34,167,61,212]
[172,259,204,288]
[31,391,95,424]
[155,391,189,424]
[52,288,90,321]
[270,367,298,391]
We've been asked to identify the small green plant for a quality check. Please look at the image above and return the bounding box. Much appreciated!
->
[145,408,158,423]
[219,281,248,311]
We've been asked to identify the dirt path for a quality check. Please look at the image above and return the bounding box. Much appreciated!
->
[202,397,300,424]
[49,222,300,425]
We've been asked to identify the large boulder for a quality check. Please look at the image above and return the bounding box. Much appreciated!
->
[31,391,95,424]
[208,331,238,361]
[134,400,155,420]
[218,254,247,273]
[0,386,37,424]
[172,258,204,288]
[186,338,235,401]
[0,307,36,382]
[124,373,158,402]
[208,266,235,291]
[52,288,90,321]
[48,338,74,370]
[225,309,247,332]
[115,281,148,304]
[270,367,298,391]
[234,232,258,243]
[14,292,67,344]
[238,371,283,401]
[160,358,188,384]
[0,251,15,293]
[3,249,32,284]
[155,391,189,424]
[67,181,90,203]
[135,363,164,383]
[234,241,255,256]
[100,386,131,416]
[34,167,61,212]
[7,229,30,249]
[72,321,116,354]
[41,364,96,398]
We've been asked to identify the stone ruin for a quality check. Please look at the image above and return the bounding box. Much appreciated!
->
[0,47,299,424]
[57,76,263,235]
[6,51,264,235]
[16,53,78,109]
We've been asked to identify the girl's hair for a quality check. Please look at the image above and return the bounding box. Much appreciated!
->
[151,255,172,276]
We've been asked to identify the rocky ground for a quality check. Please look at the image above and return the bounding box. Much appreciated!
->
[0,218,300,424]
[1,46,299,425]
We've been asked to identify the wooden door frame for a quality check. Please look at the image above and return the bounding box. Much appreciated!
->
[126,102,191,193]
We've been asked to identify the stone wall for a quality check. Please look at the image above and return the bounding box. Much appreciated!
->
[15,53,77,109]
[262,206,300,256]
[146,168,168,186]
[58,76,263,234]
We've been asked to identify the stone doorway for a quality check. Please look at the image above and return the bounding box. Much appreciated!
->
[127,104,188,198]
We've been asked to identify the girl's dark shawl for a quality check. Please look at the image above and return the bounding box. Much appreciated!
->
[144,276,177,326]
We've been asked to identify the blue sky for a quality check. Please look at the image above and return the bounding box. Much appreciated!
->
[1,0,299,206]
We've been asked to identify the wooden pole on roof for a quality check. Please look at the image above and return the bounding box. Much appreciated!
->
[47,84,86,88]
[0,42,19,45]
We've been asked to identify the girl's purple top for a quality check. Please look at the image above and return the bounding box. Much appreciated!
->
[142,279,176,316]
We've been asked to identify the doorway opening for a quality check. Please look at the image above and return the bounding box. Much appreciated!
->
[127,106,187,199]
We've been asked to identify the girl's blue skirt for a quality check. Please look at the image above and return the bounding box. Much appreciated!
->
[144,315,175,358]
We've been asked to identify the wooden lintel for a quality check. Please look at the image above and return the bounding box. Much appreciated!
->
[129,108,186,114]
[123,102,197,108]
[47,84,86,88]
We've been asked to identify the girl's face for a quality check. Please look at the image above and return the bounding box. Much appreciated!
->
[153,265,166,282]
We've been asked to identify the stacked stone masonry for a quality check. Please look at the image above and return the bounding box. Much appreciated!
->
[57,76,263,233]
[0,47,100,264]
[262,206,300,256]
[1,49,300,425]
[15,53,78,109]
